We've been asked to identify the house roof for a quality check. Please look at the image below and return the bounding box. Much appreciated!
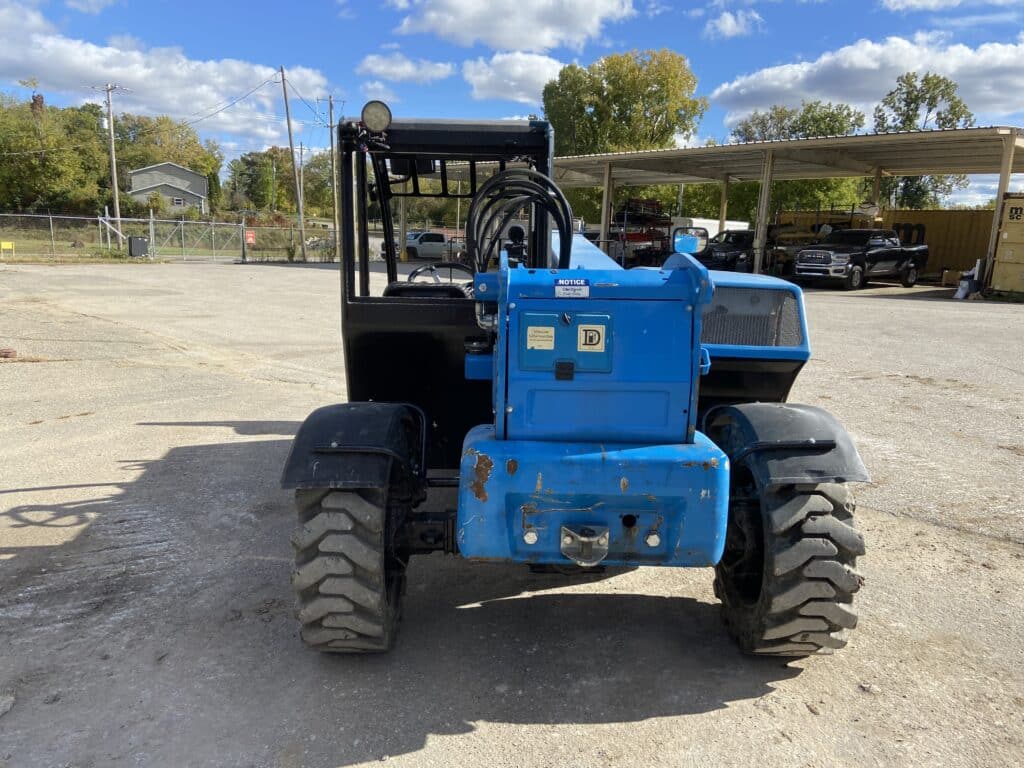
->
[129,182,207,199]
[128,161,206,179]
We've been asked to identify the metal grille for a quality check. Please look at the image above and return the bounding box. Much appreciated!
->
[798,250,832,265]
[701,287,803,347]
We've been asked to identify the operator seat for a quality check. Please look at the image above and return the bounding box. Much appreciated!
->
[382,282,473,299]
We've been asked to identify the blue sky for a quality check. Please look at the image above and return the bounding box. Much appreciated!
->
[3,0,1024,203]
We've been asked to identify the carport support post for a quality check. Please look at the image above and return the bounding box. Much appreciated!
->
[871,168,882,206]
[982,135,1016,286]
[718,178,729,235]
[752,150,775,274]
[599,162,614,253]
[149,210,156,258]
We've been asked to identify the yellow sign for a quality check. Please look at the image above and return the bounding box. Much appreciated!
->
[526,326,555,350]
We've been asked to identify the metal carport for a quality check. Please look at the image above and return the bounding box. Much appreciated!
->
[553,127,1024,283]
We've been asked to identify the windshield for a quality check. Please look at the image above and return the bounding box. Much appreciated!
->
[823,230,873,246]
[405,232,422,241]
[711,231,751,245]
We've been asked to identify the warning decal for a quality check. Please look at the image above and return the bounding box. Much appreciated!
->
[577,324,606,352]
[526,326,555,350]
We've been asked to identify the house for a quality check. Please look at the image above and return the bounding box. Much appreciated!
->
[128,162,208,214]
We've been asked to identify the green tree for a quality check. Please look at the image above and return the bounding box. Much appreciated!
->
[0,92,108,213]
[732,100,865,142]
[872,72,975,208]
[676,100,868,222]
[114,114,222,183]
[543,49,707,156]
[543,50,707,224]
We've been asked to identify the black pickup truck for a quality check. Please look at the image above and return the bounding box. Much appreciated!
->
[794,228,928,290]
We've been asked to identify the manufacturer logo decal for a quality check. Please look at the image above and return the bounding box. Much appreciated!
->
[577,324,605,352]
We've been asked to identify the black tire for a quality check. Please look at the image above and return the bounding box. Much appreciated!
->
[714,478,864,657]
[844,266,865,290]
[406,247,419,260]
[901,265,919,287]
[291,489,405,653]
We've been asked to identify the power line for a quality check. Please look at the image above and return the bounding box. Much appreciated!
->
[0,75,281,158]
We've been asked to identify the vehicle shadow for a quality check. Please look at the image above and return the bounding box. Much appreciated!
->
[0,420,802,767]
[798,283,957,301]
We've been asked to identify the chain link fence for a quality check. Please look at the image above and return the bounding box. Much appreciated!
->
[0,213,337,263]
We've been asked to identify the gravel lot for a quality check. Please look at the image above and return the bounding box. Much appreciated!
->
[1,262,1022,768]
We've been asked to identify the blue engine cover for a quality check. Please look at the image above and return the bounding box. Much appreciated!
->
[457,425,729,565]
[488,258,713,444]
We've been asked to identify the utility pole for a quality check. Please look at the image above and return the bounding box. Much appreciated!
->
[328,94,340,262]
[299,142,305,207]
[95,83,125,248]
[280,66,307,261]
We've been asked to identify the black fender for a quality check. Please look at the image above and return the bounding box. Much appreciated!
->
[704,403,869,489]
[281,402,426,491]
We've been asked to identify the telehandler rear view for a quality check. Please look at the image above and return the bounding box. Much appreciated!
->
[281,102,868,656]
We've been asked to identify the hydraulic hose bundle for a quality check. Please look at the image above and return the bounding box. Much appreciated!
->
[465,168,573,272]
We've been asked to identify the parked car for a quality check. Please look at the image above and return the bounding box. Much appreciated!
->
[378,231,457,260]
[794,228,928,290]
[405,231,451,260]
[693,229,756,271]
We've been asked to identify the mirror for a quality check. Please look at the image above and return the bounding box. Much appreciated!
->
[672,226,709,254]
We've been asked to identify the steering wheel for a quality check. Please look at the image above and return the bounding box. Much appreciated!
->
[407,261,475,284]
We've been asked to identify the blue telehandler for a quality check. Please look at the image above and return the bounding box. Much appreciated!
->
[282,102,869,657]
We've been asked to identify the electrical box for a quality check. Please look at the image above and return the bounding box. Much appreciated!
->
[128,236,149,258]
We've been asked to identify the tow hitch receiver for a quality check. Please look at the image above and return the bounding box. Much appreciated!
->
[560,525,610,567]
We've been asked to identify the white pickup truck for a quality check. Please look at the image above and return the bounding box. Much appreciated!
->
[405,231,451,260]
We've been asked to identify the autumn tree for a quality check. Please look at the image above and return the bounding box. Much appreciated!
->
[873,72,975,208]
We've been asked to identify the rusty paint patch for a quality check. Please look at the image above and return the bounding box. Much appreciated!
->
[620,477,629,493]
[534,472,543,495]
[645,494,657,503]
[470,452,494,502]
[506,458,519,476]
[682,457,721,470]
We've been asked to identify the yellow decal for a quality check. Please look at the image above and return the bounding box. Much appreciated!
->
[526,326,555,350]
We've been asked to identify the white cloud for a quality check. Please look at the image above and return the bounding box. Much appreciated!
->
[929,10,1019,26]
[335,0,355,19]
[362,80,398,103]
[646,1,671,16]
[357,52,454,83]
[0,1,328,148]
[703,9,764,39]
[462,52,564,105]
[66,0,116,13]
[711,32,1024,126]
[880,0,1014,8]
[395,0,635,53]
[106,34,145,52]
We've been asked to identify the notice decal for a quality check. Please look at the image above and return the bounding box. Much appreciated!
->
[554,278,590,298]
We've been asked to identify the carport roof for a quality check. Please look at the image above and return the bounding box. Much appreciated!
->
[552,126,1024,188]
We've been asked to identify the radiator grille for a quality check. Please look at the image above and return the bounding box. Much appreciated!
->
[701,287,803,347]
[798,250,832,265]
